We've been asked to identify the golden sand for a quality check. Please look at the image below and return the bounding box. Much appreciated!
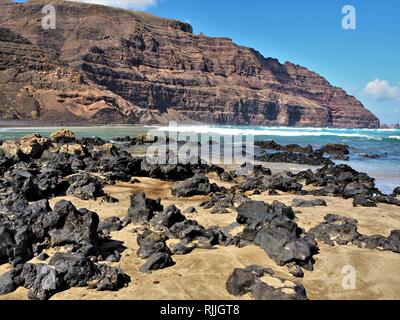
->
[1,174,399,300]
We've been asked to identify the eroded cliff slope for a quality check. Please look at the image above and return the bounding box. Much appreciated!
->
[0,0,379,127]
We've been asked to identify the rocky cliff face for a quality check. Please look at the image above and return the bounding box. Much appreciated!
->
[0,0,379,128]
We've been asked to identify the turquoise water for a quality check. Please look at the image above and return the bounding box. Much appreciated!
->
[1,125,399,194]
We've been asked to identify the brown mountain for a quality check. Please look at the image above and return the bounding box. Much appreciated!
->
[0,0,379,128]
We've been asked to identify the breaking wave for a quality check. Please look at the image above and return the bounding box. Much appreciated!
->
[155,125,400,140]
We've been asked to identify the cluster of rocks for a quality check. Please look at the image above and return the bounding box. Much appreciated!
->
[259,151,333,166]
[125,193,239,273]
[1,130,398,301]
[256,141,313,154]
[308,214,400,253]
[0,131,230,206]
[0,198,130,299]
[237,171,304,194]
[255,141,351,165]
[0,132,109,204]
[319,144,350,160]
[236,200,318,275]
[0,130,142,300]
[226,266,308,300]
[171,174,220,197]
[0,252,129,300]
[296,164,400,207]
[136,230,175,274]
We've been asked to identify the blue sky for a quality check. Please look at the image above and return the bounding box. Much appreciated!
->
[18,0,400,123]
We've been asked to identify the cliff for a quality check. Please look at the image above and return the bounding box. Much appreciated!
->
[0,0,380,128]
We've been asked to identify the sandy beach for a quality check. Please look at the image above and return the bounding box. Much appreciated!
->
[1,171,399,300]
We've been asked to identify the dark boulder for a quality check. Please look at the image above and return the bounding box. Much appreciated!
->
[171,174,217,197]
[90,263,130,291]
[0,150,14,175]
[226,267,258,296]
[0,252,130,299]
[170,242,195,255]
[21,263,60,300]
[136,229,171,259]
[265,173,304,193]
[49,201,100,255]
[0,267,23,295]
[306,164,381,202]
[98,217,123,233]
[254,216,317,267]
[100,155,142,182]
[319,144,349,160]
[240,163,272,177]
[386,230,400,253]
[154,205,186,228]
[353,196,377,207]
[310,185,340,197]
[40,152,73,176]
[237,200,295,228]
[284,144,313,154]
[238,176,266,193]
[310,214,400,254]
[140,158,194,181]
[34,169,69,197]
[124,192,163,224]
[236,200,317,268]
[202,190,242,212]
[342,182,375,199]
[372,195,400,206]
[168,219,206,240]
[226,266,308,300]
[291,198,327,207]
[0,222,34,264]
[66,174,104,200]
[8,170,42,201]
[49,252,97,288]
[256,140,313,154]
[308,214,361,246]
[139,252,175,274]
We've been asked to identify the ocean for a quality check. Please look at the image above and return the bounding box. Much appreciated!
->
[1,125,399,194]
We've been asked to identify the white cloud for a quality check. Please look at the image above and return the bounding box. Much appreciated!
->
[362,79,400,101]
[67,0,157,10]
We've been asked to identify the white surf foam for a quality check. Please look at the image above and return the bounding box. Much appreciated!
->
[155,125,379,139]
